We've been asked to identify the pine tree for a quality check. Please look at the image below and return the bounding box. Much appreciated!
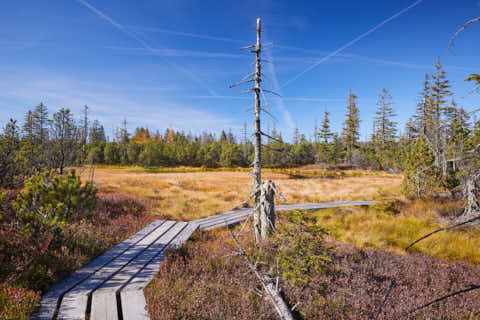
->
[32,102,49,144]
[49,108,78,174]
[373,88,397,169]
[342,89,360,165]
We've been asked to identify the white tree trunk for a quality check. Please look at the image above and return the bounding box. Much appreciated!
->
[253,18,262,244]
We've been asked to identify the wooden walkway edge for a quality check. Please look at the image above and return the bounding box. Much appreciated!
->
[30,200,374,320]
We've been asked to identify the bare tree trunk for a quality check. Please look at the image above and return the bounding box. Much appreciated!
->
[260,180,276,238]
[253,18,262,243]
[459,172,480,221]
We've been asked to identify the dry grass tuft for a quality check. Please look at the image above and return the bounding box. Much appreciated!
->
[316,200,480,265]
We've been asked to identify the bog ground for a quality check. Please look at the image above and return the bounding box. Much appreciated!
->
[84,167,401,221]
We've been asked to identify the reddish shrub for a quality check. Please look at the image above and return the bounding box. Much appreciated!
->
[0,192,151,319]
[146,226,480,320]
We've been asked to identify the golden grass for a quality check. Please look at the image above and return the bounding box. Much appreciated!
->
[80,166,480,265]
[81,166,402,221]
[316,201,480,265]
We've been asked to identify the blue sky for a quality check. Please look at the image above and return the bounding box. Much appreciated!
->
[1,0,479,142]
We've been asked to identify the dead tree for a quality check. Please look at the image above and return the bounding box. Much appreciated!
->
[230,18,282,243]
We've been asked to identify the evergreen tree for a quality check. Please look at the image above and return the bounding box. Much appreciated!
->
[89,120,106,145]
[401,135,439,199]
[318,110,333,143]
[316,110,333,164]
[293,126,300,145]
[23,110,35,138]
[342,89,360,165]
[414,74,432,137]
[32,102,49,144]
[430,56,453,173]
[373,88,397,169]
[330,133,344,165]
[49,108,79,174]
[0,119,21,187]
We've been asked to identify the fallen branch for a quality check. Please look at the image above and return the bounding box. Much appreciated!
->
[226,224,294,320]
[405,215,480,251]
[373,280,396,320]
[393,284,480,320]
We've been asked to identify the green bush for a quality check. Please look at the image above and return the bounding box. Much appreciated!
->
[260,211,332,287]
[13,170,97,234]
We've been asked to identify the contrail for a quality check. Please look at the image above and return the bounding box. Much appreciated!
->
[263,34,296,130]
[280,0,424,89]
[127,25,249,44]
[75,0,218,96]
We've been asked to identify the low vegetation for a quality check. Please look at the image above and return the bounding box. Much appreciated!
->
[0,170,151,319]
[316,201,480,264]
[146,212,480,319]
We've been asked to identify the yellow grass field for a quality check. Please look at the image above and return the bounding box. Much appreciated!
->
[81,166,480,265]
[81,166,401,221]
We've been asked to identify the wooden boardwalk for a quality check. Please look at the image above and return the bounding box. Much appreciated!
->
[30,201,373,320]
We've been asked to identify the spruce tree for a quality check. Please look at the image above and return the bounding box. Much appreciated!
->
[342,89,360,165]
[430,56,452,172]
[414,74,433,137]
[373,88,397,169]
[319,110,333,143]
[23,110,35,138]
[316,110,333,164]
[293,126,300,145]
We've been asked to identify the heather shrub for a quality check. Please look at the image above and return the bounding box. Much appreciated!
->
[146,223,480,320]
[0,183,150,319]
[0,285,39,320]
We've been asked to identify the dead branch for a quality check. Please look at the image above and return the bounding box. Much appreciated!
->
[374,280,396,320]
[240,44,256,50]
[230,78,255,88]
[405,214,480,251]
[449,16,480,50]
[262,89,282,97]
[260,131,283,143]
[227,225,295,320]
[393,284,480,320]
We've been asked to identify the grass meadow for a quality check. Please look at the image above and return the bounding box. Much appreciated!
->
[83,166,401,221]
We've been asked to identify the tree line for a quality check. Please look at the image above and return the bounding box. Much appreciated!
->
[1,57,479,198]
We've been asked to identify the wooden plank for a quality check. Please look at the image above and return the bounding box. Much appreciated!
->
[123,222,199,292]
[90,222,187,320]
[200,213,250,231]
[194,208,251,224]
[120,290,149,320]
[29,220,165,320]
[197,211,250,230]
[276,201,375,211]
[119,222,198,320]
[199,201,375,231]
[57,221,176,320]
